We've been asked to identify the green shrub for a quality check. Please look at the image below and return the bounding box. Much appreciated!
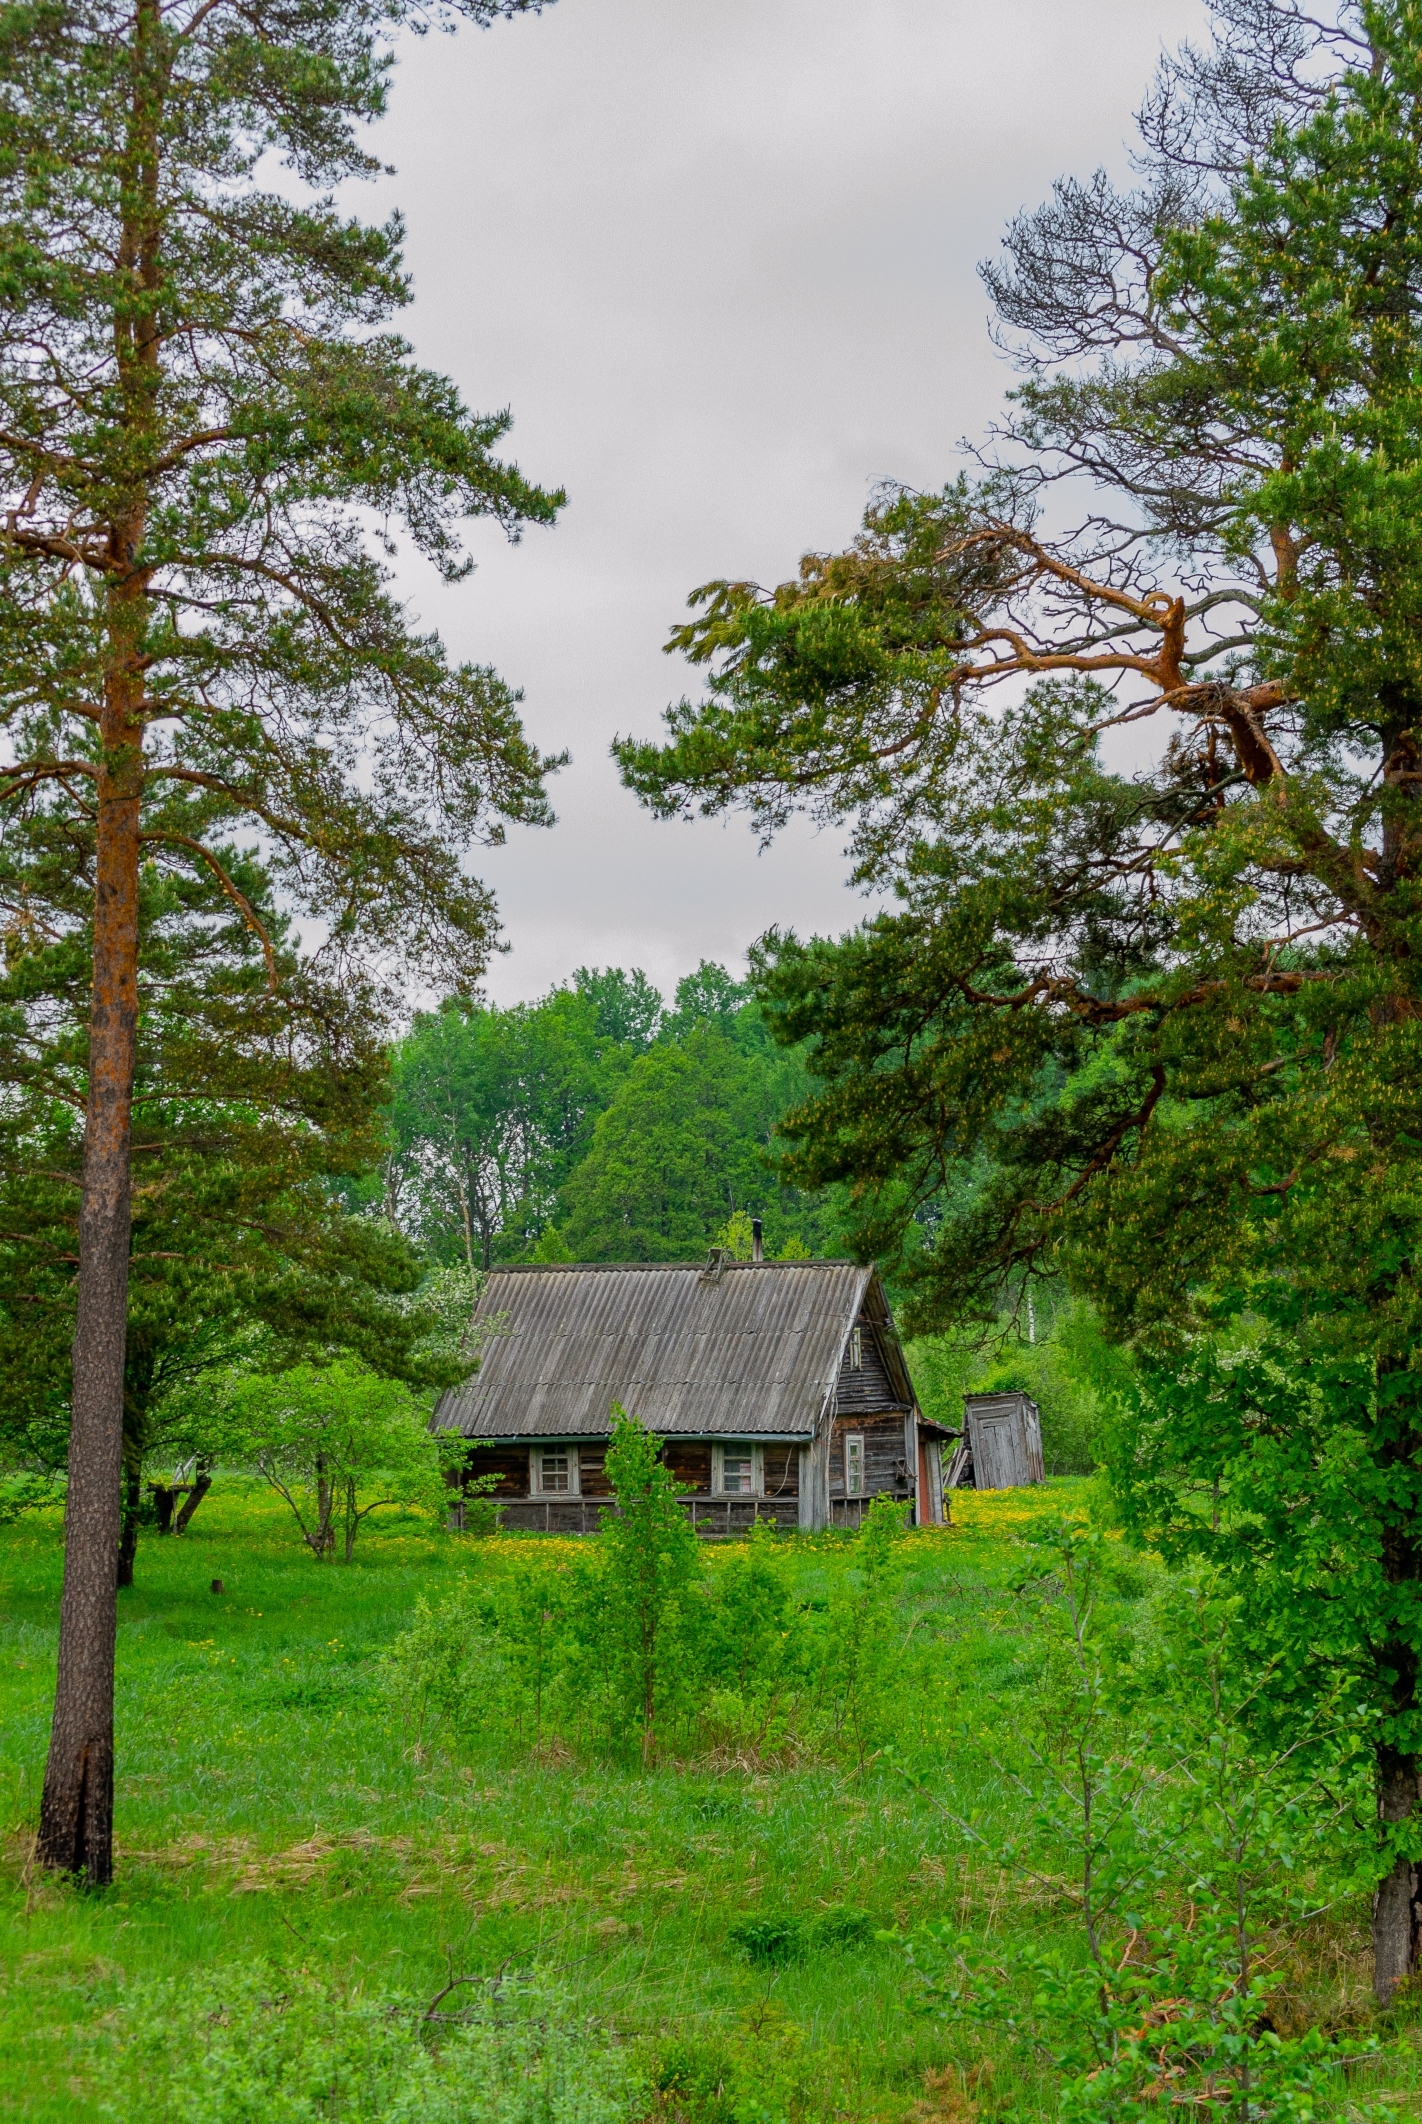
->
[0,1469,63,1522]
[809,1903,876,1950]
[727,1912,806,1966]
[727,1904,877,1966]
[379,1563,576,1754]
[98,1963,643,2124]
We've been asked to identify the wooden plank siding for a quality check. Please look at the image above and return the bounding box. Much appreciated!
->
[826,1411,913,1528]
[832,1320,907,1417]
[961,1392,1045,1490]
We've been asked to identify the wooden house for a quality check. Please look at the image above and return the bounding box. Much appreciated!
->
[944,1390,1045,1491]
[431,1255,952,1534]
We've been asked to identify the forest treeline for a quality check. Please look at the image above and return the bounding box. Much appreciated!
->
[374,961,841,1270]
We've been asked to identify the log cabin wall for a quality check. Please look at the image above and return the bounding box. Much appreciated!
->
[464,1434,803,1536]
[823,1313,917,1527]
[826,1411,913,1527]
[833,1318,901,1417]
[467,1448,530,1499]
[578,1446,611,1498]
[761,1445,799,1500]
[662,1441,713,1492]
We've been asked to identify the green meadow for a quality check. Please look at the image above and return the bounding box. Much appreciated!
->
[0,1482,1408,2123]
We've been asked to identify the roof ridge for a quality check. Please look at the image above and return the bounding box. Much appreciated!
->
[483,1259,865,1273]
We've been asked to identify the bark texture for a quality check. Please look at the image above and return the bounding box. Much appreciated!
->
[36,579,145,1882]
[116,1459,141,1590]
[1374,1751,1421,2005]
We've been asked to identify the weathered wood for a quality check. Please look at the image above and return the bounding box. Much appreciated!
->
[834,1319,908,1415]
[173,1470,212,1535]
[491,1494,801,1537]
[962,1393,1045,1491]
[828,1412,911,1500]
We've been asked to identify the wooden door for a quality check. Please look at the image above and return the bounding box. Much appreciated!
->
[970,1413,1020,1489]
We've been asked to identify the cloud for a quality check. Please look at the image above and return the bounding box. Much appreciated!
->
[370,0,1205,1005]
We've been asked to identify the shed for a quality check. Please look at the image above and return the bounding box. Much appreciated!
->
[432,1256,947,1534]
[945,1391,1045,1491]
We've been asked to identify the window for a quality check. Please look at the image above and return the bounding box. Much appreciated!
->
[531,1444,580,1496]
[712,1443,764,1496]
[848,1327,863,1370]
[844,1433,865,1496]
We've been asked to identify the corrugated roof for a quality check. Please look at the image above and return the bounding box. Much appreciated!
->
[433,1260,876,1439]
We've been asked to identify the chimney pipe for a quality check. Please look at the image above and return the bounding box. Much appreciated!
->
[751,1216,764,1263]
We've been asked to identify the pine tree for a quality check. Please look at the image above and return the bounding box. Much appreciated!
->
[0,809,458,1591]
[0,0,560,1883]
[618,2,1422,1996]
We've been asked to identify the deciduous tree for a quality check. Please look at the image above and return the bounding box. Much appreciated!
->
[215,1358,469,1562]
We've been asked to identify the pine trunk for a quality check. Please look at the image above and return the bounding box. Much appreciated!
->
[36,692,143,1882]
[36,0,159,1888]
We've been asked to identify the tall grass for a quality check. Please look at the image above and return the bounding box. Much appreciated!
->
[0,1480,1400,2122]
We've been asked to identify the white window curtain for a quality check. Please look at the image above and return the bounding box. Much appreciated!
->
[531,1444,581,1496]
[711,1443,764,1496]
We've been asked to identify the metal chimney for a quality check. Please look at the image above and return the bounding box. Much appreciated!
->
[751,1215,764,1263]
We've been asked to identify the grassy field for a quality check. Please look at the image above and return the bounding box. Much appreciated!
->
[0,1479,1405,2122]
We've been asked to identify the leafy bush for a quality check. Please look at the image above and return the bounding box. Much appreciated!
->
[0,1469,63,1523]
[380,1483,920,1770]
[379,1566,574,1754]
[98,1963,643,2124]
[728,1904,878,1966]
[727,1912,806,1967]
[903,1523,1379,2124]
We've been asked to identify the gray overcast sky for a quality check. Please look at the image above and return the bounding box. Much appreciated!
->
[369,0,1205,1008]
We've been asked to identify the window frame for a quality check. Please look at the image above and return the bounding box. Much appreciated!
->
[711,1442,764,1497]
[843,1431,866,1496]
[531,1442,581,1497]
[848,1326,863,1370]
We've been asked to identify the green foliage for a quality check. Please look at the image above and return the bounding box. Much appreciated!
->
[712,1208,758,1260]
[595,1406,702,1766]
[211,1360,470,1563]
[905,1521,1375,2123]
[557,1014,831,1264]
[98,1963,642,2124]
[380,1491,916,1774]
[0,0,564,997]
[0,1470,63,1522]
[573,966,663,1052]
[5,1476,1415,2122]
[727,1905,876,1968]
[1104,1334,1419,1841]
[383,1558,577,1753]
[820,1496,909,1768]
[908,1301,1120,1477]
[384,962,837,1269]
[0,835,444,1463]
[386,990,634,1270]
